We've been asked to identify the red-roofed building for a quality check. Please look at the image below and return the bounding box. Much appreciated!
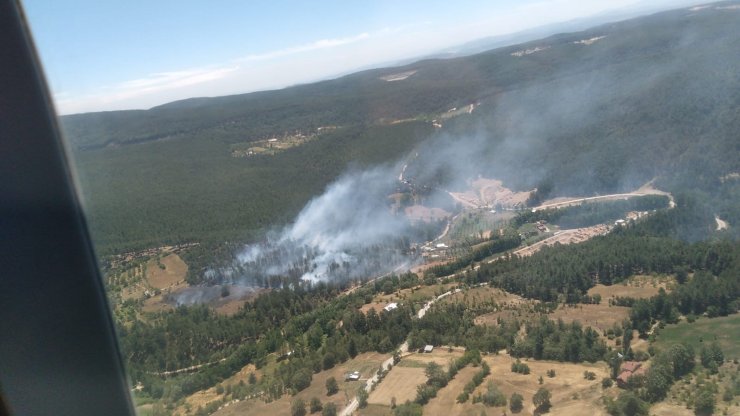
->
[616,361,643,387]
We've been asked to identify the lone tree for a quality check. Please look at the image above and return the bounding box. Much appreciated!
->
[425,362,448,388]
[325,377,338,396]
[291,398,306,416]
[694,387,716,416]
[309,397,322,413]
[357,387,369,408]
[533,387,551,413]
[321,402,337,416]
[510,393,524,413]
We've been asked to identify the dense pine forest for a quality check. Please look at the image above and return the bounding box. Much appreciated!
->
[63,4,740,255]
[57,3,740,415]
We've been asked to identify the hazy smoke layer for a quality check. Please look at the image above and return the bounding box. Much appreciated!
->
[192,10,740,292]
[232,167,413,284]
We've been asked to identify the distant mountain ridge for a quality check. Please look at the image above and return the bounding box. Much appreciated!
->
[64,1,740,252]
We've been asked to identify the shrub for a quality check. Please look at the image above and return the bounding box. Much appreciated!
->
[511,360,530,374]
[510,393,524,413]
[533,387,551,413]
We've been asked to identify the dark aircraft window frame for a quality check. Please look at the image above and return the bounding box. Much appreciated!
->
[0,1,135,414]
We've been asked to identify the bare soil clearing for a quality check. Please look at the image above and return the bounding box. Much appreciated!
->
[510,225,610,258]
[473,178,532,208]
[448,178,531,209]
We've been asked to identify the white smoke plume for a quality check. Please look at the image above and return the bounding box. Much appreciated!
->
[229,166,416,284]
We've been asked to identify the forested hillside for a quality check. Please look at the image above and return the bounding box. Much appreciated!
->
[62,4,740,254]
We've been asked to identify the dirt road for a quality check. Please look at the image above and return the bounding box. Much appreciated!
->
[533,184,675,212]
[339,289,460,415]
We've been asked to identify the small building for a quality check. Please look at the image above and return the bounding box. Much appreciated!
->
[384,302,398,312]
[616,361,643,387]
[622,361,641,373]
[345,371,361,381]
[423,345,434,353]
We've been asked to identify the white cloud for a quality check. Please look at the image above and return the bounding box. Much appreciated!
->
[54,65,238,114]
[238,32,370,62]
[109,66,239,98]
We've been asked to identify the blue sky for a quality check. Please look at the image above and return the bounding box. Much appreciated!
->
[22,0,696,114]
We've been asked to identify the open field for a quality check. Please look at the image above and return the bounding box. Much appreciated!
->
[587,274,674,303]
[214,352,388,416]
[652,313,740,359]
[358,403,394,415]
[174,363,262,415]
[549,303,631,334]
[424,366,479,414]
[473,303,540,325]
[367,366,427,406]
[211,288,265,316]
[371,283,458,307]
[359,301,394,315]
[145,253,188,289]
[404,205,451,222]
[441,285,527,308]
[461,355,610,416]
[369,350,611,416]
[400,349,465,366]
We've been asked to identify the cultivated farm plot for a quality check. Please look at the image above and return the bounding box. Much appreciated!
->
[367,366,427,406]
